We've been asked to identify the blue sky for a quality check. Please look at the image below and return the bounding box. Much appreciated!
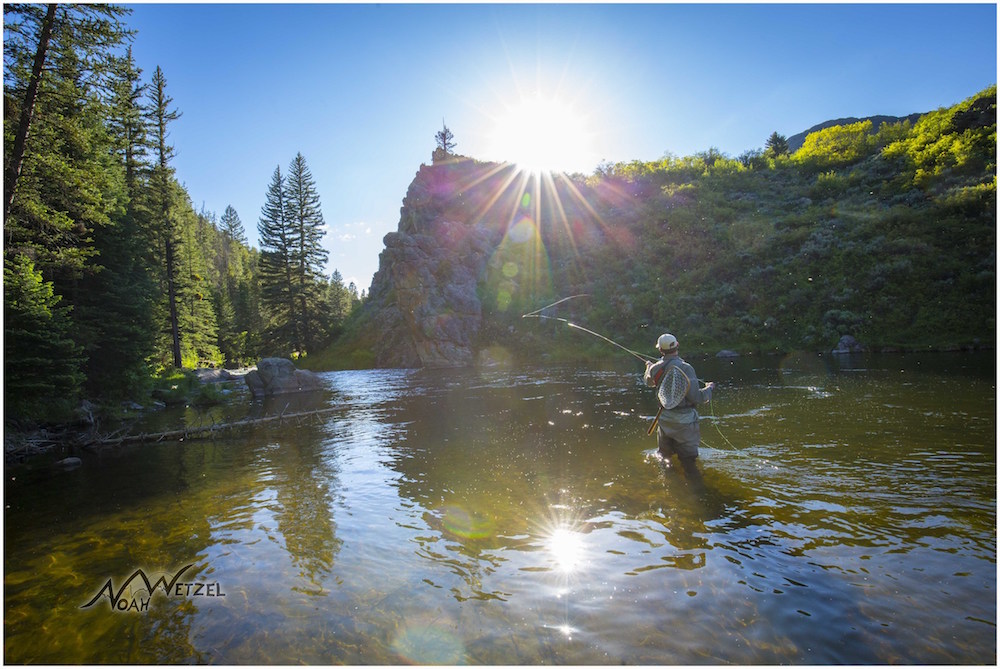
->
[124,3,997,291]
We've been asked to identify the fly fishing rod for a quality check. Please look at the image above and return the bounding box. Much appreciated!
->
[521,296,658,365]
[523,295,661,433]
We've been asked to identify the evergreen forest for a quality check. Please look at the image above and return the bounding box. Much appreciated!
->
[4,5,360,424]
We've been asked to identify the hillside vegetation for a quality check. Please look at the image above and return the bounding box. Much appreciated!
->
[330,86,995,367]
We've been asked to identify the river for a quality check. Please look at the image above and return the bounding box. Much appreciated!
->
[4,351,995,663]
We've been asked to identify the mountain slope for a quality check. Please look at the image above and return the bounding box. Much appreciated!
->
[332,86,995,369]
[787,113,924,151]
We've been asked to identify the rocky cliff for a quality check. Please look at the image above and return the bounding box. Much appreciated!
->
[366,159,517,368]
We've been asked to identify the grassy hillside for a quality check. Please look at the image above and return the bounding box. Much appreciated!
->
[322,86,995,368]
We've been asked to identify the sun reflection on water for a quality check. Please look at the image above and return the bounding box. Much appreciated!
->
[537,517,589,644]
[546,526,586,573]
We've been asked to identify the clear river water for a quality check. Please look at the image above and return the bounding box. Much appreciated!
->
[4,351,996,664]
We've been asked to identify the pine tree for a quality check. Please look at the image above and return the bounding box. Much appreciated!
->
[284,152,330,352]
[147,65,184,367]
[4,3,58,224]
[4,3,132,223]
[237,247,263,361]
[4,3,132,414]
[176,206,222,367]
[432,120,456,163]
[258,166,301,354]
[257,154,331,355]
[105,46,148,207]
[4,256,85,421]
[326,270,354,336]
[215,205,241,363]
[5,25,122,281]
[220,204,247,245]
[212,205,259,365]
[765,131,790,158]
[79,44,157,398]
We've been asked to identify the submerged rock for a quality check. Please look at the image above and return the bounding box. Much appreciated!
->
[54,456,82,469]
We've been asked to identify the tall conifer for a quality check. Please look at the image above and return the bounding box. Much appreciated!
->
[4,3,132,223]
[284,152,330,352]
[258,166,301,353]
[176,206,222,367]
[220,205,247,245]
[215,205,259,364]
[4,3,131,415]
[79,44,157,398]
[147,65,183,367]
[257,154,330,355]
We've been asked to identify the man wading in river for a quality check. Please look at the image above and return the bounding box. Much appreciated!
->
[644,333,715,486]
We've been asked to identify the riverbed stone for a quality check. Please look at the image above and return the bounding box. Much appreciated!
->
[244,358,324,397]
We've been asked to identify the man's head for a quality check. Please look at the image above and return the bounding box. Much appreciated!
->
[656,333,679,354]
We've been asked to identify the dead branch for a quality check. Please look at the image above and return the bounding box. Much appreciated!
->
[84,405,341,447]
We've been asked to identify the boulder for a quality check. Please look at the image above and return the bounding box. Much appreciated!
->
[832,335,864,354]
[192,368,236,384]
[244,358,324,398]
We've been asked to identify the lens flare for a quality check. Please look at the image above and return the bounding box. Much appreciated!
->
[392,623,466,664]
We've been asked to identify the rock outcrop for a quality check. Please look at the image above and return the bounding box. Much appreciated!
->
[244,358,324,397]
[366,160,509,368]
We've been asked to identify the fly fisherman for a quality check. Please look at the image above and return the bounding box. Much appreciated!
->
[644,333,715,485]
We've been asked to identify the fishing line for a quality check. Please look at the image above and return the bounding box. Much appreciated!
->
[567,321,659,363]
[705,397,740,451]
[522,313,658,364]
[521,294,591,317]
[521,294,657,363]
[700,397,782,471]
[525,296,757,453]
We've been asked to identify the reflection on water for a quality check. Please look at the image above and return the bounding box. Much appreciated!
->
[4,352,996,664]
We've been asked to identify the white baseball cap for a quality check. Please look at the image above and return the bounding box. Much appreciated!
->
[656,333,678,351]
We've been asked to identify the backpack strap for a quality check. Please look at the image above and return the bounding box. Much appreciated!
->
[652,357,678,386]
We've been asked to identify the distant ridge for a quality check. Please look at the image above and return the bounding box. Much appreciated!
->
[788,113,924,151]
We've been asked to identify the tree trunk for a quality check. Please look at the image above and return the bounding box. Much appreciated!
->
[166,237,182,367]
[4,3,58,224]
[284,257,301,353]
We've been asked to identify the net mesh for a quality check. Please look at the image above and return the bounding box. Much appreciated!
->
[657,365,690,409]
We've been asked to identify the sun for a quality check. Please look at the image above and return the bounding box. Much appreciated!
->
[487,94,598,175]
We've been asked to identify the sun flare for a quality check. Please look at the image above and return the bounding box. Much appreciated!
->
[487,94,597,175]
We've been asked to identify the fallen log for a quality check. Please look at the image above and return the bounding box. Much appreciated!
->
[84,405,341,447]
